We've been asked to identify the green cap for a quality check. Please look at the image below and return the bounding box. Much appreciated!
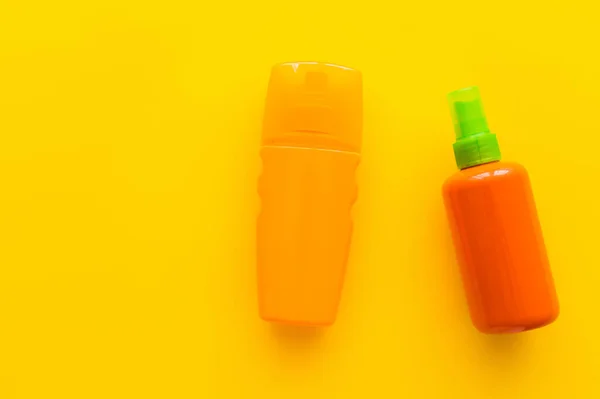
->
[448,86,501,169]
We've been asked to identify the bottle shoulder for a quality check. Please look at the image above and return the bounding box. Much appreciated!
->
[443,161,528,193]
[262,131,360,153]
[260,145,360,157]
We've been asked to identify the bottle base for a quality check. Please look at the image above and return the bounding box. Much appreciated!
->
[477,311,559,334]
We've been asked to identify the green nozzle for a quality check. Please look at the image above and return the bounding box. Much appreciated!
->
[448,86,501,169]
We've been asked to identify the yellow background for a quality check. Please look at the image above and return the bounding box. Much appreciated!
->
[0,1,598,397]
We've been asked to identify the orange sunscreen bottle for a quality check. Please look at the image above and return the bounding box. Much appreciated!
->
[257,62,362,326]
[442,87,559,333]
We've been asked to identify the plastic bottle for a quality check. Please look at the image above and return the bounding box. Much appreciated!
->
[257,62,362,326]
[442,86,559,333]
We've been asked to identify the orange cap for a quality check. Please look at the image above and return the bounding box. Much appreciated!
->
[262,62,362,152]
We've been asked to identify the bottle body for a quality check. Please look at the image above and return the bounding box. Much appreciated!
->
[257,144,359,326]
[443,161,559,333]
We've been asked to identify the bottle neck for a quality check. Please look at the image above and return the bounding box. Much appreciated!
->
[454,133,501,170]
[459,159,499,170]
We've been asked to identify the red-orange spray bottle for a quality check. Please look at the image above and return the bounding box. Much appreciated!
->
[443,87,559,333]
[257,62,362,326]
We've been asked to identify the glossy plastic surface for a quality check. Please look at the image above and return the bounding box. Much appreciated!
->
[443,161,559,333]
[257,62,362,326]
